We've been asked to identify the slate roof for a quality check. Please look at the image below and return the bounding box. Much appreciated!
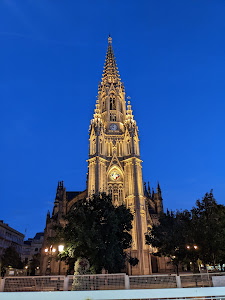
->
[34,232,44,240]
[66,191,82,202]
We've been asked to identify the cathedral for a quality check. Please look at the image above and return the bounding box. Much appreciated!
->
[40,36,166,275]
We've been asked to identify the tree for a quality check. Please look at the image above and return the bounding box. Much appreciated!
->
[146,209,192,274]
[1,247,23,269]
[146,191,225,274]
[190,191,225,267]
[59,193,134,273]
[72,257,90,290]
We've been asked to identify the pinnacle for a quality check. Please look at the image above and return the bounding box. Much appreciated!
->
[102,36,121,84]
[125,97,136,126]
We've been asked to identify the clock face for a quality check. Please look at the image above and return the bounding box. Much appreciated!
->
[109,123,118,131]
[110,171,120,181]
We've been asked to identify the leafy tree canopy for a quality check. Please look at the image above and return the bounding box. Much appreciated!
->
[146,209,191,274]
[54,193,133,273]
[146,191,225,273]
[1,246,23,269]
[191,191,225,266]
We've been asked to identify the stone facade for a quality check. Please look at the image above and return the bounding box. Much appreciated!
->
[40,36,164,275]
[21,232,44,264]
[0,220,24,258]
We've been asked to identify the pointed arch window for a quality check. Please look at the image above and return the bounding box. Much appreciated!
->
[127,140,131,155]
[108,142,113,156]
[118,185,123,204]
[134,139,140,155]
[91,138,96,155]
[120,143,123,156]
[108,185,113,196]
[102,101,105,112]
[110,94,116,110]
[102,98,106,112]
[100,139,103,154]
[117,142,119,156]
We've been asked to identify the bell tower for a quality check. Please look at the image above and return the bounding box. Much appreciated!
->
[87,36,151,275]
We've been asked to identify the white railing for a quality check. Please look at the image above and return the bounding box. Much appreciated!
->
[179,272,225,288]
[67,273,127,291]
[2,276,65,292]
[1,287,225,300]
[129,274,177,289]
[1,273,225,292]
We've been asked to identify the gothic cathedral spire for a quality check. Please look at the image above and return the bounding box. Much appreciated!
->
[102,35,121,84]
[87,36,151,275]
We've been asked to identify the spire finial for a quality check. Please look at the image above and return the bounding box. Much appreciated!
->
[101,35,120,84]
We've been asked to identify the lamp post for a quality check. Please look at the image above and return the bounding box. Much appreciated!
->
[44,245,56,275]
[25,265,29,276]
[186,245,199,273]
[58,245,64,275]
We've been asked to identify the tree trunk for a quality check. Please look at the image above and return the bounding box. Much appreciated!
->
[176,264,179,276]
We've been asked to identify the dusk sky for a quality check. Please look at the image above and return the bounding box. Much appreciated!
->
[1,0,225,239]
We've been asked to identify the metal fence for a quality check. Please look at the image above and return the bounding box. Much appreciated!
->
[1,273,225,292]
[2,276,65,292]
[129,274,177,289]
[67,273,127,291]
[180,273,225,288]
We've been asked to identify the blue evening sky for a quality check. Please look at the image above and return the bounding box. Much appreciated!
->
[1,0,225,238]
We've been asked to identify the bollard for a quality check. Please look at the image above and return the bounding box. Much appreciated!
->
[125,275,130,289]
[176,275,182,288]
[63,276,69,291]
[0,277,5,292]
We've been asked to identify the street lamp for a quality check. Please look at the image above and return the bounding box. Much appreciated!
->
[45,246,56,254]
[44,245,64,275]
[58,245,64,275]
[24,265,29,276]
[44,245,56,275]
[186,244,199,273]
[58,245,64,253]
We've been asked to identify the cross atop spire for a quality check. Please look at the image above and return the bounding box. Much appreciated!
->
[102,35,121,84]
